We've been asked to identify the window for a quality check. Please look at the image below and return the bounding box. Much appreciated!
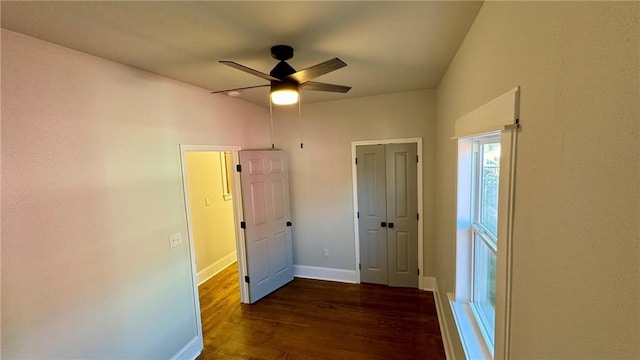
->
[448,86,519,360]
[221,151,233,200]
[471,136,500,347]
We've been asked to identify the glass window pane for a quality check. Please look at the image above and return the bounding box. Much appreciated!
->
[473,238,496,343]
[479,142,500,238]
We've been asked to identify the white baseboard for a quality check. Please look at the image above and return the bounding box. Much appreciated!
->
[424,278,455,360]
[293,265,358,283]
[170,335,202,360]
[423,276,438,292]
[197,251,237,285]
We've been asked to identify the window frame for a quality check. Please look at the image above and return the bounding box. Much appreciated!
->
[448,86,519,360]
[470,134,501,349]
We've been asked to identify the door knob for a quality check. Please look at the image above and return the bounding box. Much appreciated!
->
[388,222,394,228]
[381,222,387,227]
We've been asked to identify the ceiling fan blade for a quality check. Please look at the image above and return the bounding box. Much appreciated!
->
[289,58,347,83]
[219,60,278,81]
[210,84,270,94]
[299,81,351,93]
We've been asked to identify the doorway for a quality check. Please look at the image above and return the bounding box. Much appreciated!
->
[179,145,249,350]
[351,138,424,289]
[179,146,295,357]
[183,150,238,284]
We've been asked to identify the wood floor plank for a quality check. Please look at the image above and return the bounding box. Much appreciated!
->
[197,263,445,359]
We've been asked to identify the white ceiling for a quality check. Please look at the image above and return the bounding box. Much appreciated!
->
[1,1,482,107]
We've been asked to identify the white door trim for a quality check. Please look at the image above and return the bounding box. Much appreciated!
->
[179,146,250,325]
[351,137,424,289]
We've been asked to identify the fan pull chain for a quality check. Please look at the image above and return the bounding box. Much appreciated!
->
[298,94,304,149]
[269,99,275,149]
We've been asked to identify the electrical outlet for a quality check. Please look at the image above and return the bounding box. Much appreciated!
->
[323,248,329,257]
[169,233,182,248]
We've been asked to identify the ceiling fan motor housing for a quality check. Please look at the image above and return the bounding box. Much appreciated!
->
[271,45,294,61]
[270,61,296,79]
[270,45,297,79]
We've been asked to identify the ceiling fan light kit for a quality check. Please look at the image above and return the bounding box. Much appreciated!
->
[213,45,351,106]
[270,81,299,105]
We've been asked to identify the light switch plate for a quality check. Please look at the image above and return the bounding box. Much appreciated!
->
[169,233,182,248]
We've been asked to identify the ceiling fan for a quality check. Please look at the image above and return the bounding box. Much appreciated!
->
[212,45,351,105]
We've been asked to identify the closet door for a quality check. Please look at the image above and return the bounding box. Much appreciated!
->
[357,145,388,285]
[385,143,418,288]
[356,143,418,288]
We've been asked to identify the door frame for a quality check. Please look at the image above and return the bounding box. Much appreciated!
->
[179,145,251,326]
[351,137,424,289]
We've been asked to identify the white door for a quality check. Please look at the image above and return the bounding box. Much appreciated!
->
[239,150,294,303]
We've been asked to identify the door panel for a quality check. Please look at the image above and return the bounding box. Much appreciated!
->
[394,152,408,218]
[254,237,270,284]
[271,179,285,220]
[270,158,283,173]
[271,230,288,275]
[367,230,381,269]
[395,231,409,272]
[249,182,267,226]
[386,143,418,288]
[364,153,381,216]
[357,145,388,285]
[240,150,294,303]
[248,158,265,174]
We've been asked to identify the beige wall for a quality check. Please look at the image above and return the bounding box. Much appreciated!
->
[1,30,268,358]
[184,152,236,273]
[435,2,639,358]
[4,2,638,358]
[274,90,437,275]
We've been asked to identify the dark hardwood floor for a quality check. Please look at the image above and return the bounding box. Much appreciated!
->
[197,263,446,359]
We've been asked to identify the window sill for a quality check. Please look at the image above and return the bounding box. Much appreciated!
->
[448,293,493,360]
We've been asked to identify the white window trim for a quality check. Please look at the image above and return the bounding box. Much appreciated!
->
[449,87,519,360]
